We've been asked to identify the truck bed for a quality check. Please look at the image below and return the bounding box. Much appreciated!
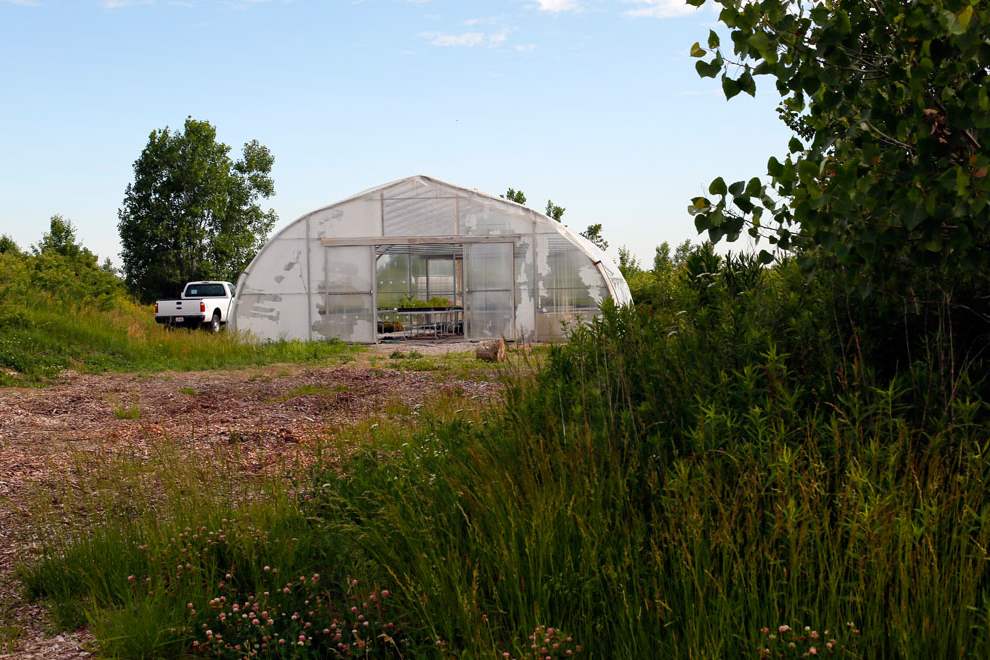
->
[155,299,205,326]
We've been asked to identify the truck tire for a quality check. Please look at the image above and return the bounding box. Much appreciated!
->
[209,311,222,333]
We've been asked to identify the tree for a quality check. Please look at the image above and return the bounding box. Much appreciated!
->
[0,235,20,255]
[15,217,123,307]
[653,242,672,275]
[503,187,608,252]
[672,239,693,268]
[33,215,83,258]
[545,199,566,222]
[502,188,527,205]
[686,0,990,290]
[580,223,608,251]
[617,246,641,280]
[118,118,278,302]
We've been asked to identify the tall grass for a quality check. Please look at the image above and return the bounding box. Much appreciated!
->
[21,259,990,657]
[0,300,359,385]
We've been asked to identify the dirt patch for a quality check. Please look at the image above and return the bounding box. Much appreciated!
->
[0,362,497,658]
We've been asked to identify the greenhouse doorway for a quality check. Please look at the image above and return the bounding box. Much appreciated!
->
[373,239,516,343]
[375,243,466,342]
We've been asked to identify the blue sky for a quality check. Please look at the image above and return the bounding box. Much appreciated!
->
[0,0,789,266]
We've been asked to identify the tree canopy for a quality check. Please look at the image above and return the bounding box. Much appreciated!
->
[544,199,566,222]
[0,235,20,256]
[501,188,527,205]
[2,216,122,308]
[687,0,989,292]
[502,185,609,251]
[33,214,83,258]
[580,223,608,251]
[118,118,278,302]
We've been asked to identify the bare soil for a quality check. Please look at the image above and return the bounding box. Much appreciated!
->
[0,354,497,658]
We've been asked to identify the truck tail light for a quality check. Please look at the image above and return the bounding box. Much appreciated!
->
[154,302,158,314]
[200,301,206,313]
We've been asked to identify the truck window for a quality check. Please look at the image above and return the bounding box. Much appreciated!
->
[184,283,227,298]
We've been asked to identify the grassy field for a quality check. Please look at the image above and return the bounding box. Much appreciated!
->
[7,239,990,657]
[0,301,360,386]
[20,257,990,657]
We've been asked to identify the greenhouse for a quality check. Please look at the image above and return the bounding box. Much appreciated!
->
[231,175,632,343]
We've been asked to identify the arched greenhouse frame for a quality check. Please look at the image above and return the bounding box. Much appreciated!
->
[232,176,632,343]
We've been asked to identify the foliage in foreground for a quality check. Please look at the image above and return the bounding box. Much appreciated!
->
[688,0,990,293]
[22,256,990,657]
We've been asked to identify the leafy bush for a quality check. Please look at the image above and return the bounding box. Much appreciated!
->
[0,221,359,385]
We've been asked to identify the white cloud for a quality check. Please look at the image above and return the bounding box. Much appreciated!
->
[536,0,579,13]
[421,29,510,48]
[422,31,485,47]
[625,0,699,18]
[487,28,509,46]
[102,0,152,7]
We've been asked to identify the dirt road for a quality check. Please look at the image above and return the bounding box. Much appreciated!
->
[0,354,497,658]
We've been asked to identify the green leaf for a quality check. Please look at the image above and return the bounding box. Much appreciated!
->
[758,249,775,264]
[788,137,803,153]
[722,76,741,100]
[748,31,777,64]
[695,59,720,79]
[738,71,756,97]
[798,159,819,180]
[956,5,974,32]
[905,204,926,231]
[944,10,966,35]
[709,177,727,196]
[728,180,745,195]
[745,177,763,196]
[767,157,784,177]
[707,29,720,49]
[956,167,970,196]
[734,196,754,213]
[690,42,706,58]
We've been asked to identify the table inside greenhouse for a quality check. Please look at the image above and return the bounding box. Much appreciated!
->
[377,306,464,339]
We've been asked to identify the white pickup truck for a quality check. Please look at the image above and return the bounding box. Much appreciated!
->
[154,281,236,332]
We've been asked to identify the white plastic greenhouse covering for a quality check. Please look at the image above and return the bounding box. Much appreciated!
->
[231,175,633,343]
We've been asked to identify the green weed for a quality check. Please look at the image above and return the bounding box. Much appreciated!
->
[374,350,495,380]
[112,404,142,420]
[272,383,350,403]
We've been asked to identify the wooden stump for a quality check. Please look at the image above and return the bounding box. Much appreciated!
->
[475,338,507,362]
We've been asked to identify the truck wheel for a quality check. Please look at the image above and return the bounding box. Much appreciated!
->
[209,311,222,333]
